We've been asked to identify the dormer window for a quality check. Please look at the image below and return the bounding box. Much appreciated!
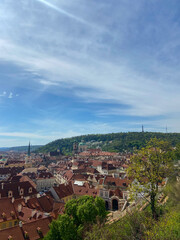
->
[20,188,24,196]
[10,211,15,218]
[29,187,32,193]
[24,231,29,239]
[37,227,42,233]
[2,212,6,220]
[8,191,13,198]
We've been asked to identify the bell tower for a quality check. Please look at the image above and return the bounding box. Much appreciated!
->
[25,142,32,168]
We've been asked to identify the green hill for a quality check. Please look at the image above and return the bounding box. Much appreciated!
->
[35,132,180,155]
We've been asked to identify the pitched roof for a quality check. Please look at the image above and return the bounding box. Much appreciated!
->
[53,182,74,199]
[0,181,37,199]
[72,182,98,197]
[0,226,24,240]
[0,198,17,223]
[22,217,51,240]
[37,196,53,213]
[103,177,131,188]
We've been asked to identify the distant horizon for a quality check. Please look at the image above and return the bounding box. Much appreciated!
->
[0,1,180,147]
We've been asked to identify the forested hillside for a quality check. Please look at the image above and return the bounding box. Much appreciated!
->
[35,132,180,154]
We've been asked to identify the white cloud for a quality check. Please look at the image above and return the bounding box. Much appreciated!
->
[0,0,179,135]
[40,80,59,86]
[8,92,13,99]
[0,91,6,97]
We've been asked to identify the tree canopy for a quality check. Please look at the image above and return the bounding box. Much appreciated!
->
[127,138,174,219]
[35,132,180,155]
[44,196,107,240]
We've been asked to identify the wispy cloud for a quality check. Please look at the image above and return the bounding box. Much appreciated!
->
[0,0,179,147]
[8,92,13,99]
[0,91,6,97]
[35,0,91,26]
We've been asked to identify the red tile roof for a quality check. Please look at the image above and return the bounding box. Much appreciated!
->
[22,217,51,240]
[72,182,99,197]
[53,182,74,199]
[0,226,24,240]
[103,177,131,188]
[0,181,37,199]
[0,198,18,223]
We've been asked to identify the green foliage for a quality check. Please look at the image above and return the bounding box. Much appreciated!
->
[145,209,180,240]
[44,196,107,240]
[58,214,78,240]
[85,210,154,240]
[85,205,180,240]
[85,173,180,240]
[127,138,174,219]
[175,142,180,160]
[44,220,62,240]
[35,132,180,155]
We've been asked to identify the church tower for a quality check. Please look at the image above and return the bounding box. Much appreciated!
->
[25,142,32,168]
[28,141,31,157]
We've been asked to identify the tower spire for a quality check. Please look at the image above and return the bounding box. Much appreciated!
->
[142,125,144,133]
[28,141,31,157]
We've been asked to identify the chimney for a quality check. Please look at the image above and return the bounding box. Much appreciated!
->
[36,211,42,219]
[18,204,22,213]
[31,209,36,218]
[19,221,22,228]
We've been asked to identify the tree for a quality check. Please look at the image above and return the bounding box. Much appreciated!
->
[127,138,174,219]
[175,142,180,160]
[44,196,107,240]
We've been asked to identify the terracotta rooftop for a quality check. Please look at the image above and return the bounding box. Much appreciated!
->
[22,217,51,240]
[53,182,74,199]
[0,226,24,240]
[0,181,37,199]
[0,198,17,223]
[72,182,99,197]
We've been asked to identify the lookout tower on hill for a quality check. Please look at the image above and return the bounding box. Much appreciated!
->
[142,125,144,133]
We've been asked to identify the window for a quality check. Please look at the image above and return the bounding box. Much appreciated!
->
[29,187,32,193]
[14,220,18,226]
[2,223,6,229]
[9,222,12,228]
[8,191,13,198]
[20,189,24,196]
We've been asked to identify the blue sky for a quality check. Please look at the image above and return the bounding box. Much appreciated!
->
[0,0,179,147]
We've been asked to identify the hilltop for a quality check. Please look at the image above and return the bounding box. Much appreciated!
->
[35,132,180,155]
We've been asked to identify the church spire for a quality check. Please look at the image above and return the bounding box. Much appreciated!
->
[28,142,31,157]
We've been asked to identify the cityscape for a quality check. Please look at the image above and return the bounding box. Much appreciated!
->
[0,0,179,239]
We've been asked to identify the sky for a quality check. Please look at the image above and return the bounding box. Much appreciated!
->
[0,0,179,147]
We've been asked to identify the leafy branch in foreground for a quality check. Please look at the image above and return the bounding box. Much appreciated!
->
[127,138,174,219]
